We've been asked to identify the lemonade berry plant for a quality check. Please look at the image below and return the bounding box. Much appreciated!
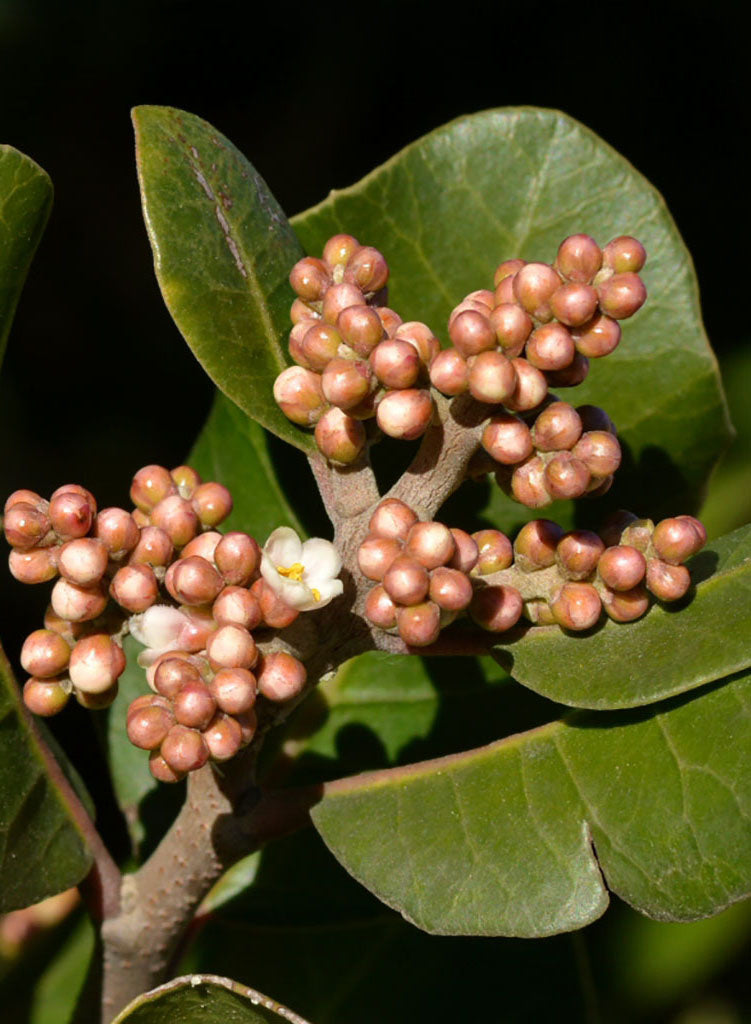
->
[0,108,749,1023]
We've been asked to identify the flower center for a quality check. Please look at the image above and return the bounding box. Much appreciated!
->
[277,562,305,582]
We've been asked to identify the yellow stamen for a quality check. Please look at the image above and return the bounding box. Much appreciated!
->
[311,588,321,602]
[277,562,305,582]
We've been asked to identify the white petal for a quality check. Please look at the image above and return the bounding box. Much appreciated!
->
[129,605,190,652]
[264,527,303,568]
[277,577,317,610]
[260,553,285,590]
[300,537,342,585]
[312,578,344,607]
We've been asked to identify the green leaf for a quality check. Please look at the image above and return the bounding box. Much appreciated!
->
[311,670,751,938]
[189,391,304,540]
[293,108,731,527]
[491,524,751,709]
[132,106,312,453]
[112,975,312,1024]
[0,145,53,368]
[0,643,93,912]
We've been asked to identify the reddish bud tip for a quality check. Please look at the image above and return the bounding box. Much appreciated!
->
[130,465,175,513]
[597,545,647,591]
[652,517,706,564]
[192,482,233,528]
[514,519,564,572]
[58,537,109,586]
[572,314,621,358]
[203,713,244,762]
[289,256,330,301]
[357,534,402,582]
[556,530,605,580]
[314,407,367,465]
[429,348,469,396]
[602,236,647,274]
[9,546,59,584]
[209,667,257,716]
[556,234,603,284]
[150,494,200,549]
[646,559,691,601]
[550,582,602,631]
[597,272,647,320]
[256,651,307,702]
[472,529,513,575]
[23,678,70,717]
[215,532,261,587]
[273,366,327,426]
[364,584,398,628]
[160,725,209,774]
[470,584,523,632]
[205,624,258,671]
[513,263,561,321]
[376,389,434,440]
[396,601,441,646]
[21,629,71,679]
[404,521,455,570]
[448,528,479,573]
[368,499,418,541]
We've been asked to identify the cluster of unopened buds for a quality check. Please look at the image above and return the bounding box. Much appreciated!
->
[273,232,645,511]
[4,466,343,781]
[360,499,707,645]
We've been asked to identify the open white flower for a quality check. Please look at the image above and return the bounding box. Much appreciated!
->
[128,604,193,666]
[261,527,343,611]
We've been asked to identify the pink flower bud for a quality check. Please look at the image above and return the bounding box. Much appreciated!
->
[161,725,209,774]
[49,491,93,541]
[130,465,175,513]
[396,601,441,646]
[127,701,175,750]
[178,606,218,652]
[370,339,421,390]
[556,530,605,579]
[597,545,647,591]
[393,322,441,366]
[23,678,70,717]
[301,323,344,370]
[4,502,51,549]
[212,586,262,630]
[364,585,398,628]
[376,389,434,440]
[472,529,513,574]
[51,579,108,622]
[404,521,455,570]
[555,235,602,284]
[513,263,561,321]
[449,310,496,357]
[467,350,517,404]
[203,713,244,762]
[256,651,307,702]
[290,256,330,301]
[531,401,583,452]
[571,431,621,478]
[322,283,365,325]
[205,624,257,671]
[543,453,591,501]
[550,582,602,631]
[357,534,402,581]
[150,494,200,549]
[273,366,327,426]
[470,585,523,632]
[321,357,373,411]
[429,348,469,396]
[514,519,563,571]
[214,531,261,587]
[50,483,97,516]
[209,667,257,715]
[314,407,367,464]
[250,578,299,629]
[69,635,126,693]
[369,498,418,541]
[337,304,385,357]
[167,556,224,606]
[171,465,202,496]
[377,306,403,338]
[545,352,589,388]
[344,246,389,292]
[429,567,473,611]
[509,457,551,508]
[58,538,109,586]
[44,604,86,644]
[489,303,533,355]
[482,413,533,465]
[5,489,45,513]
[323,235,361,272]
[549,283,599,327]
[153,655,203,698]
[526,323,575,371]
[597,272,647,319]
[173,680,217,730]
[129,525,174,567]
[93,508,140,558]
[148,751,186,783]
[182,531,222,562]
[572,314,621,358]
[602,236,646,274]
[652,517,706,564]
[9,546,59,584]
[21,629,71,678]
[601,584,650,622]
[382,554,430,605]
[448,529,479,573]
[493,275,516,305]
[646,559,691,601]
[191,482,233,528]
[506,358,548,412]
[493,258,526,287]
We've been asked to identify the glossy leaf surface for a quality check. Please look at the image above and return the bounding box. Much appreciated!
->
[312,670,751,937]
[0,644,92,911]
[133,106,311,453]
[293,108,731,527]
[491,524,751,708]
[112,974,311,1024]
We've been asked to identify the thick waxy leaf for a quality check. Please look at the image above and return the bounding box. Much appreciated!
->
[311,670,751,937]
[112,974,311,1024]
[0,644,92,911]
[293,108,731,526]
[0,145,52,367]
[133,107,311,452]
[491,524,751,709]
[189,391,304,540]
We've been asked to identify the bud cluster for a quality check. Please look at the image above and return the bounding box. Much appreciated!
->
[359,499,523,646]
[430,234,647,403]
[486,400,621,507]
[275,235,440,463]
[5,465,313,781]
